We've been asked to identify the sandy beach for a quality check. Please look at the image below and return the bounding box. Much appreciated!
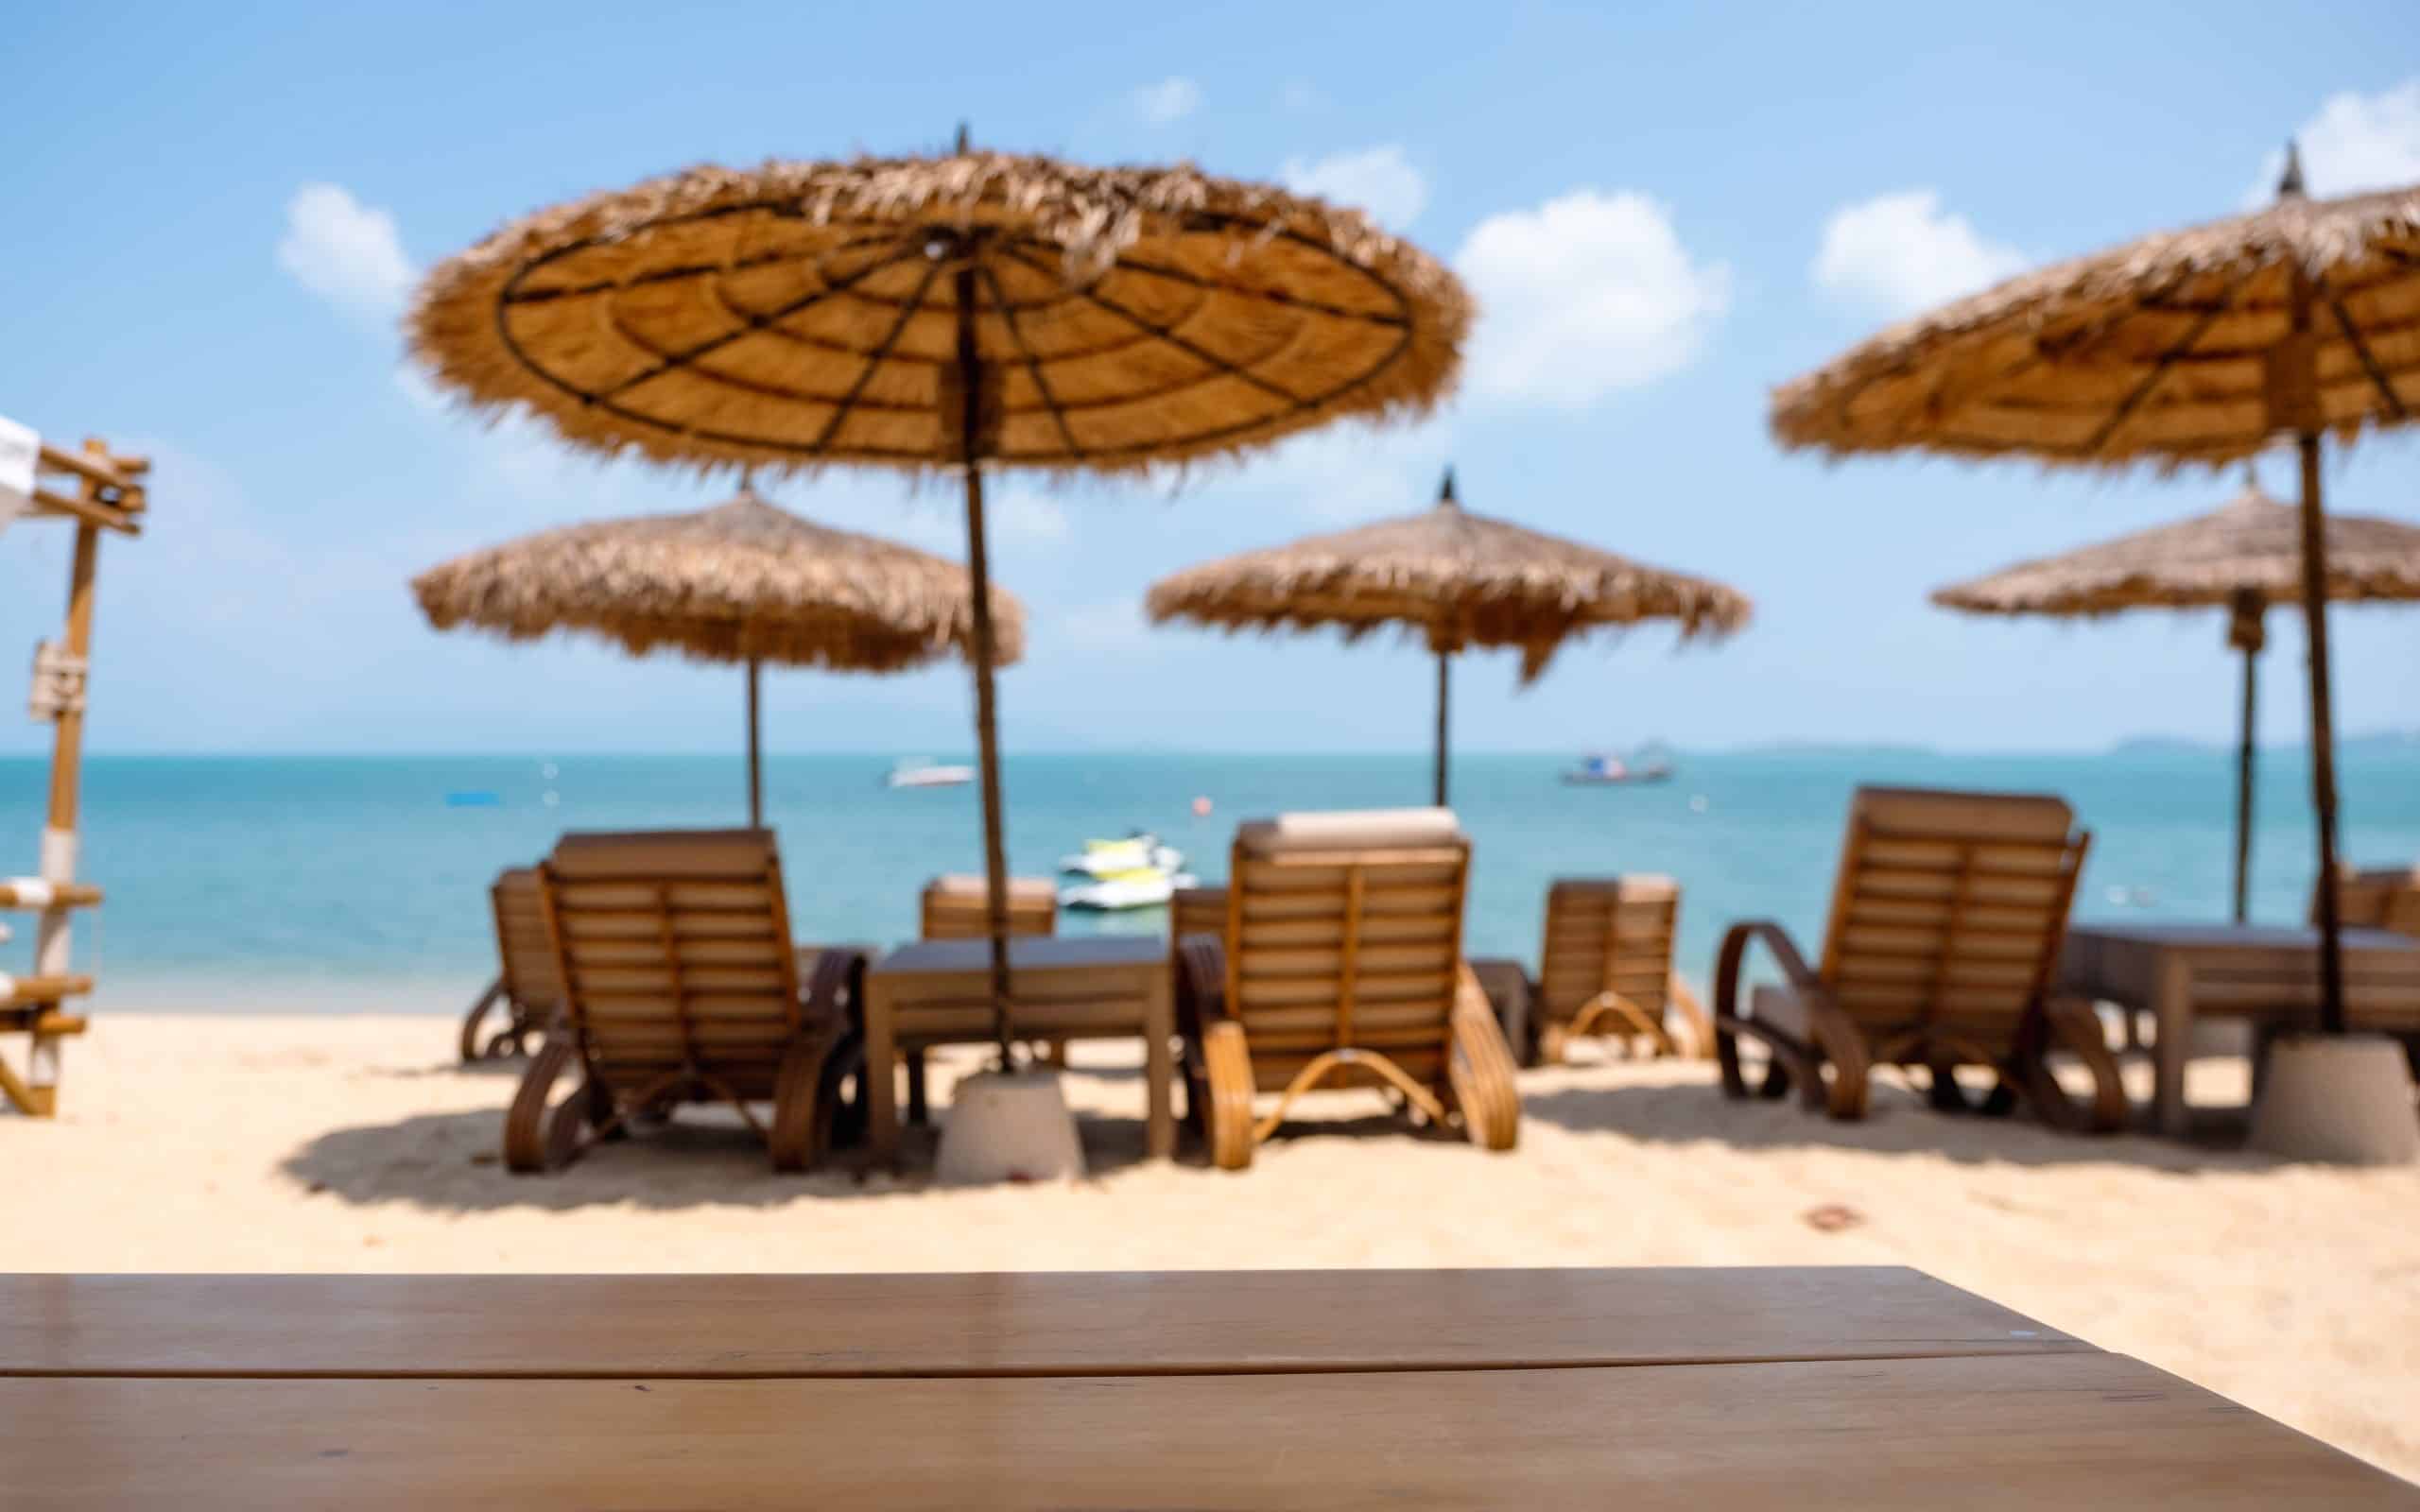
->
[4,1011,2413,1480]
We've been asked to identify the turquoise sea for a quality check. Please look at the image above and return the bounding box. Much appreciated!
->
[4,748,2416,1013]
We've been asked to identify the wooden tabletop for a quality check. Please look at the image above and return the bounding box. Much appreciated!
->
[871,935,1167,974]
[0,1268,2081,1379]
[5,1268,2411,1509]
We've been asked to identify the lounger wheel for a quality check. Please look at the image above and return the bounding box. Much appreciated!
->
[1200,1021,1255,1171]
[503,1038,585,1174]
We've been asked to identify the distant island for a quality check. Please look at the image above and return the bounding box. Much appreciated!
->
[2111,730,2420,758]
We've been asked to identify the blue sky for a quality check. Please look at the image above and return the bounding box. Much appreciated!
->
[4,0,2416,756]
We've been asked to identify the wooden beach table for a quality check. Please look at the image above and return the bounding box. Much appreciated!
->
[2,1269,2410,1507]
[863,936,1174,1166]
[2059,922,2420,1138]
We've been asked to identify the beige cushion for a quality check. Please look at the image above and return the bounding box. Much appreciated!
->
[1549,873,1678,902]
[1236,806,1464,857]
[926,872,1056,902]
[1850,786,2072,843]
[548,828,775,880]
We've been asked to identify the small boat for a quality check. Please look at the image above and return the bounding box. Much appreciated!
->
[1561,747,1674,785]
[1059,832,1184,878]
[1060,868,1200,912]
[885,759,974,788]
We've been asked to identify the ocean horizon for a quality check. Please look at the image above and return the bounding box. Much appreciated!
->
[6,746,2415,1016]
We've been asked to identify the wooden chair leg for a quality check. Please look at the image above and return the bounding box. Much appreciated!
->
[905,1051,929,1126]
[503,1038,581,1175]
[1446,977,1520,1153]
[769,1028,854,1173]
[1201,1021,1255,1171]
[458,976,506,1062]
[2037,999,2129,1135]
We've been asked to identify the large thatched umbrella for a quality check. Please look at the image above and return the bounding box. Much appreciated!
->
[406,132,1470,1058]
[1772,148,2420,1034]
[412,488,1022,824]
[1146,469,1751,804]
[1933,471,2420,920]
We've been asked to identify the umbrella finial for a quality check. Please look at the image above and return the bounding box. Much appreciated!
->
[955,123,971,155]
[1438,466,1458,508]
[2277,139,2307,200]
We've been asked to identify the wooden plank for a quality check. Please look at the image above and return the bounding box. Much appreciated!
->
[873,936,1167,976]
[0,1268,2084,1380]
[4,1353,2408,1510]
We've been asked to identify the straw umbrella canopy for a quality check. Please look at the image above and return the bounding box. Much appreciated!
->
[1146,469,1752,804]
[406,133,1471,1058]
[1933,471,2420,920]
[411,488,1024,825]
[1773,148,2420,1033]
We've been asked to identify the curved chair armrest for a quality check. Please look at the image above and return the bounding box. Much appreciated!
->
[799,944,872,1034]
[1713,919,1824,1018]
[1712,919,1871,1118]
[1174,933,1231,1035]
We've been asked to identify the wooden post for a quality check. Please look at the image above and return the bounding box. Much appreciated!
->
[1434,650,1451,808]
[2281,257,2346,1036]
[2227,594,2263,924]
[745,658,763,829]
[954,251,1015,1065]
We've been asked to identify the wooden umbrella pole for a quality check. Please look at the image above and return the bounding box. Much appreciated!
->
[2234,635,2257,923]
[2295,424,2347,1034]
[745,657,763,829]
[1434,649,1451,807]
[955,255,1015,1064]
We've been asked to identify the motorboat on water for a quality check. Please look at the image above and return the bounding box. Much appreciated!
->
[885,758,975,788]
[1058,832,1184,878]
[1060,868,1200,912]
[1562,746,1675,785]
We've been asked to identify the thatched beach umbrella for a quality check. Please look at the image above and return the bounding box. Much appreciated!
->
[1146,469,1751,804]
[1933,471,2420,920]
[406,132,1470,1058]
[1772,149,2420,1036]
[412,488,1022,824]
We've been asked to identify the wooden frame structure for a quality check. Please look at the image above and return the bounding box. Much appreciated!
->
[1173,812,1519,1170]
[458,868,563,1060]
[1711,787,2122,1131]
[506,829,864,1173]
[1529,876,1711,1063]
[905,871,1060,1118]
[1,438,146,1118]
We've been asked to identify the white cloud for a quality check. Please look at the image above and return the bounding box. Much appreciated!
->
[1131,77,1201,126]
[276,182,414,323]
[2252,78,2420,203]
[1811,190,2028,318]
[1280,145,1428,230]
[1454,190,1729,407]
[1056,596,1146,650]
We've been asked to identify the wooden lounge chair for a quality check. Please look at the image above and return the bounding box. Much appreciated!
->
[505,829,866,1173]
[2324,865,2420,939]
[1173,808,1520,1170]
[920,873,1058,940]
[458,868,562,1061]
[1523,875,1711,1063]
[1711,786,2122,1130]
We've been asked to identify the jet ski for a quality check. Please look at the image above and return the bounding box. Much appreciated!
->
[1058,832,1184,878]
[1059,868,1200,912]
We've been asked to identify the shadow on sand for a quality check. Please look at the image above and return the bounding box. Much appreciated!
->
[1515,1071,2275,1174]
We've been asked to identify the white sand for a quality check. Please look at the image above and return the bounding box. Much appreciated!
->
[8,1013,2418,1481]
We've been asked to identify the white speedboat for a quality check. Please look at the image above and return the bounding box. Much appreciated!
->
[1058,833,1184,877]
[885,759,974,788]
[1060,868,1199,912]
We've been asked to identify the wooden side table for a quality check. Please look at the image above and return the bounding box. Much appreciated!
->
[2059,922,2420,1137]
[863,936,1174,1167]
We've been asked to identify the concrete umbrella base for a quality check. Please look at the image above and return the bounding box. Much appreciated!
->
[2248,1033,2419,1164]
[935,1070,1087,1185]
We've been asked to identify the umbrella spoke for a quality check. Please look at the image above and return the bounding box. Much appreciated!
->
[2080,265,2254,456]
[1115,256,1409,327]
[994,244,1303,409]
[978,261,1085,460]
[807,256,947,453]
[2326,290,2414,421]
[592,245,925,403]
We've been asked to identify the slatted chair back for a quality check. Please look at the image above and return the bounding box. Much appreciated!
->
[1170,885,1229,944]
[920,874,1058,940]
[2325,866,2420,939]
[538,829,802,1099]
[1224,809,1470,1090]
[1537,876,1679,1031]
[491,868,563,1016]
[1816,788,2088,1040]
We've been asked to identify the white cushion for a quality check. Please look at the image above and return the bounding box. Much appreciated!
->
[1236,807,1463,857]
